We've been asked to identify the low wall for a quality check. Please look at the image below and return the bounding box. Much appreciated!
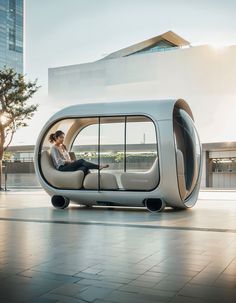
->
[3,162,35,174]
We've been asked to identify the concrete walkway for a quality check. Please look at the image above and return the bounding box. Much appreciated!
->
[0,190,236,302]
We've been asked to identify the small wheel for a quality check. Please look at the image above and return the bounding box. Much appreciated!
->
[85,204,93,208]
[144,198,166,213]
[51,195,70,209]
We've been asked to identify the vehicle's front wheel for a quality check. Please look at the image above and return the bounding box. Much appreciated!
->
[51,195,70,209]
[144,198,166,213]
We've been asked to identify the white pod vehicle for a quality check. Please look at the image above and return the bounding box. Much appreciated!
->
[34,99,202,212]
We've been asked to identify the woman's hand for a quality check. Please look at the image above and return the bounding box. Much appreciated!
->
[65,160,72,164]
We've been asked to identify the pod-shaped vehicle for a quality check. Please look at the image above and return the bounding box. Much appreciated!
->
[34,99,202,212]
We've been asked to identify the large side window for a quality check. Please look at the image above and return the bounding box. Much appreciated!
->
[40,118,77,152]
[100,116,125,175]
[71,118,99,165]
[40,115,159,191]
[126,116,157,172]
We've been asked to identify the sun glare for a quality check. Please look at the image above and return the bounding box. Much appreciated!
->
[210,42,230,49]
[0,113,8,125]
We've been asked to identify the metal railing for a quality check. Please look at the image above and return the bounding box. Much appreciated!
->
[5,157,34,163]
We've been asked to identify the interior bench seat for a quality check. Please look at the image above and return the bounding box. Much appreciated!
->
[83,172,118,190]
[40,150,84,189]
[120,158,159,190]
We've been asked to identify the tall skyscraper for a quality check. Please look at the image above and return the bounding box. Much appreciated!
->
[0,0,23,73]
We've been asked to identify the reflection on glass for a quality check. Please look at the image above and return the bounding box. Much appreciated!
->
[174,108,201,198]
[100,117,125,170]
[126,117,157,172]
[72,121,99,165]
[39,115,158,191]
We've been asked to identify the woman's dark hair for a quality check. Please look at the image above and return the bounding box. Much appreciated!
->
[49,130,65,143]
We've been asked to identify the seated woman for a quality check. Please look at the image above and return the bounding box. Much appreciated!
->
[49,130,109,175]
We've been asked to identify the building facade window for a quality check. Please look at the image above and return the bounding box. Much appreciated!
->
[0,0,23,73]
[128,40,178,56]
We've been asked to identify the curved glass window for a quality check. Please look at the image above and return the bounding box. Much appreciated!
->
[71,116,158,190]
[174,108,201,199]
[39,115,159,191]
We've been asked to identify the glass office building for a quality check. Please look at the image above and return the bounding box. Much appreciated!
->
[0,0,23,73]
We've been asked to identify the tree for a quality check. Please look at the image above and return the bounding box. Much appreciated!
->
[0,67,40,190]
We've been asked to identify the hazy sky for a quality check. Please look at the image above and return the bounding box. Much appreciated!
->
[13,0,236,145]
[25,0,236,88]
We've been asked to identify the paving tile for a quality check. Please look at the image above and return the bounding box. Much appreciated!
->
[93,300,114,303]
[1,193,236,302]
[118,284,176,298]
[74,272,102,280]
[128,279,158,288]
[50,283,88,295]
[76,286,113,302]
[213,273,236,289]
[76,278,123,289]
[189,272,219,285]
[223,266,236,275]
[149,265,198,277]
[164,274,193,283]
[105,289,167,303]
[93,274,131,284]
[96,269,139,279]
[179,283,236,302]
[155,279,187,291]
[0,283,51,302]
[170,295,209,303]
[81,267,103,274]
[135,273,164,282]
[38,293,87,303]
[29,298,58,303]
[158,260,207,272]
[18,269,81,283]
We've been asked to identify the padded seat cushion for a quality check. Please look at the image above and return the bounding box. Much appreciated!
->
[120,158,159,190]
[83,172,118,190]
[40,151,84,189]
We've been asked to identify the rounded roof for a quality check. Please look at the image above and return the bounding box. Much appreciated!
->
[48,99,193,123]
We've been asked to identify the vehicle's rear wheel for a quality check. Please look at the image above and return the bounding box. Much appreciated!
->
[51,195,70,209]
[144,198,166,213]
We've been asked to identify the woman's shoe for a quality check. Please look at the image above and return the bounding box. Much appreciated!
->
[99,164,109,170]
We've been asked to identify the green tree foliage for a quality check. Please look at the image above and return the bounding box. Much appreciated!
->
[3,151,13,161]
[0,67,40,189]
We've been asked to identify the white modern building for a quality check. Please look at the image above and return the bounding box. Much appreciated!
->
[48,31,236,189]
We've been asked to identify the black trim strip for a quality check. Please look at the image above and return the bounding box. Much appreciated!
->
[98,117,101,191]
[0,217,235,233]
[124,116,127,172]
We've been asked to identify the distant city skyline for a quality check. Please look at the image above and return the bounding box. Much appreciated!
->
[13,0,236,145]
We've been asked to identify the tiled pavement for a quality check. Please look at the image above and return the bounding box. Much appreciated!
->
[0,190,236,302]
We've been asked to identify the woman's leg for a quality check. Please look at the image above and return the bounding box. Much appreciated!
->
[81,160,109,170]
[80,159,99,170]
[58,159,108,172]
[59,159,98,172]
[59,160,86,172]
